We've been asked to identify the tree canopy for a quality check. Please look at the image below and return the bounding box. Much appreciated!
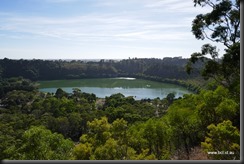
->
[187,0,240,94]
[0,0,240,160]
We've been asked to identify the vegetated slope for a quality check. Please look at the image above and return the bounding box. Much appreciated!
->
[0,0,240,160]
[0,77,240,160]
[0,57,207,92]
[0,57,204,81]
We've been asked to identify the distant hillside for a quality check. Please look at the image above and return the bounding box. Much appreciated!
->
[0,57,204,81]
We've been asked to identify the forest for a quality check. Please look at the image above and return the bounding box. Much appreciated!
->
[0,0,240,160]
[0,56,205,94]
[0,56,203,81]
[0,57,202,81]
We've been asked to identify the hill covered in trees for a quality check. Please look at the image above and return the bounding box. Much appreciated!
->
[0,0,240,161]
[0,57,206,93]
[0,57,203,80]
[0,77,240,160]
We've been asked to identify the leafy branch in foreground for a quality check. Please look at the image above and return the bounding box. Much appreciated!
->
[186,0,240,93]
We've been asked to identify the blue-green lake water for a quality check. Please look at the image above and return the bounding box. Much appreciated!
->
[38,78,192,100]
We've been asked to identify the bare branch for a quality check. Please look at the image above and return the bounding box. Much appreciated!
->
[206,26,215,32]
[224,15,232,36]
[232,20,240,43]
[202,31,216,42]
[205,0,215,8]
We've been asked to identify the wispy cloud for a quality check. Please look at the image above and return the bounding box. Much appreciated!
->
[0,0,198,43]
[143,0,212,13]
[0,11,192,43]
[0,0,224,59]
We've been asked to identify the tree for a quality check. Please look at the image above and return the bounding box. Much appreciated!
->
[185,1,240,160]
[87,117,111,146]
[166,93,175,104]
[72,142,93,160]
[201,120,240,160]
[91,138,120,160]
[192,0,240,47]
[7,126,74,160]
[104,93,126,108]
[186,0,240,92]
[196,86,239,130]
[0,123,16,160]
[111,118,128,142]
[142,118,171,159]
[73,117,137,160]
[55,88,68,99]
[67,112,83,141]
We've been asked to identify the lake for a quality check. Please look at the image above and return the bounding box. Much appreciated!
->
[38,77,192,100]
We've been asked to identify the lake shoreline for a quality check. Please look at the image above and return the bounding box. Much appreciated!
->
[38,78,193,100]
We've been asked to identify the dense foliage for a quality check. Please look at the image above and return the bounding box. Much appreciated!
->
[187,0,240,94]
[0,0,240,160]
[0,57,205,93]
[0,77,240,160]
[0,57,203,81]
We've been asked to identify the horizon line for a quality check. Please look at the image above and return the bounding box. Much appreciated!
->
[1,56,187,61]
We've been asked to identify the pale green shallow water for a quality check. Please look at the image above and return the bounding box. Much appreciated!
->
[38,77,192,100]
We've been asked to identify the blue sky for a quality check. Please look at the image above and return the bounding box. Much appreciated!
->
[0,0,225,60]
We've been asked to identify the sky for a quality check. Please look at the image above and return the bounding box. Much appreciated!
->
[0,0,226,60]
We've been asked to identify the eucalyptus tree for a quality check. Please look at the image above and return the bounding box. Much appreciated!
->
[6,126,74,160]
[186,0,240,92]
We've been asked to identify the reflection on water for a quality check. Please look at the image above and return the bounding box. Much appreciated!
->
[114,77,136,80]
[39,87,191,100]
[39,78,193,100]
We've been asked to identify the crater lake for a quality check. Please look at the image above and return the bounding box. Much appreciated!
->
[38,78,193,100]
